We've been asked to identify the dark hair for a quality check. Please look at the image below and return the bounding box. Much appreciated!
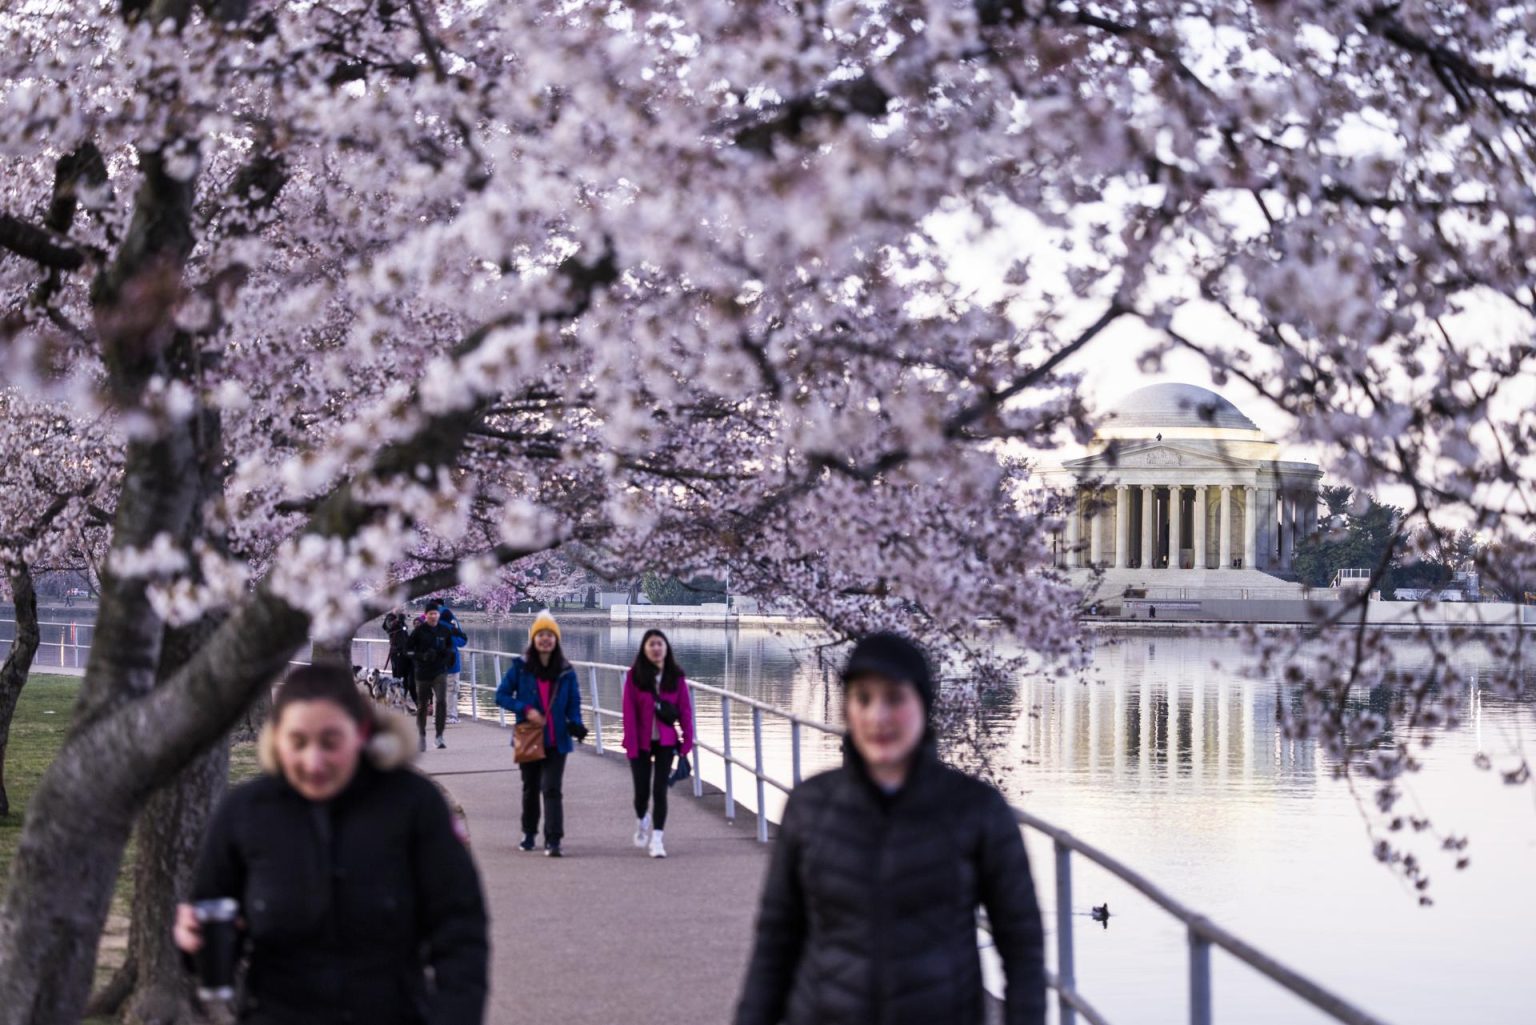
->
[629,629,682,694]
[274,663,372,728]
[524,639,569,681]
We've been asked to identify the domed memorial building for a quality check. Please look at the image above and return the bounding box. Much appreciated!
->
[1042,384,1322,596]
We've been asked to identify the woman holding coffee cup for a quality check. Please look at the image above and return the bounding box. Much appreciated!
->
[174,663,489,1025]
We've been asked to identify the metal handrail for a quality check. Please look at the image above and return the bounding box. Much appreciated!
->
[0,618,93,669]
[0,618,98,629]
[1018,805,1390,1025]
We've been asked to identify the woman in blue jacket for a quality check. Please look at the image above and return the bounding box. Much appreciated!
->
[438,606,469,724]
[494,611,585,856]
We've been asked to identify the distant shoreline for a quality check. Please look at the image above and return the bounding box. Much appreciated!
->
[446,607,826,631]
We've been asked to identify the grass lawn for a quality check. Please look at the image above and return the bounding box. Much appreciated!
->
[0,672,258,1015]
[0,675,91,895]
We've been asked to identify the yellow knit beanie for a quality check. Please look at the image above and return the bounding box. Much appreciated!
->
[529,610,562,643]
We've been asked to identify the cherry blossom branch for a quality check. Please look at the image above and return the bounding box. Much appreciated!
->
[0,215,87,271]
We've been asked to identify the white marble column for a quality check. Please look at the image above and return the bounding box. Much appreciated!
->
[1064,492,1081,568]
[1114,485,1130,569]
[1168,485,1183,569]
[1140,485,1155,569]
[1218,485,1233,569]
[1192,485,1208,570]
[1088,490,1105,567]
[1280,492,1294,570]
[1258,487,1275,569]
[1243,485,1258,569]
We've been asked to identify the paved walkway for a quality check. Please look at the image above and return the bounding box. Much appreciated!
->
[421,718,771,1025]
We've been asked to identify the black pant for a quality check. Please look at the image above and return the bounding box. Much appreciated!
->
[416,674,446,738]
[521,750,567,843]
[630,745,676,830]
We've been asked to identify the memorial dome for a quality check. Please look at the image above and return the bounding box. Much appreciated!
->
[1099,383,1264,439]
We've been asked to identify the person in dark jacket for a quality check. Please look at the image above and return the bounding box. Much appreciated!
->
[734,633,1046,1025]
[409,603,466,751]
[174,663,489,1025]
[383,608,416,709]
[493,610,585,857]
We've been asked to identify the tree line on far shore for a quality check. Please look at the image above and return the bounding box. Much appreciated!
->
[1291,486,1527,601]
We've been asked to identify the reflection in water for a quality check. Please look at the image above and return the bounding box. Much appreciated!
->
[1011,639,1319,792]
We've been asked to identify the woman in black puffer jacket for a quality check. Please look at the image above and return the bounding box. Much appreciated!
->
[175,663,488,1025]
[734,633,1046,1025]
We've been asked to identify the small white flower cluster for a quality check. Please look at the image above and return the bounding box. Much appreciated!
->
[266,531,405,640]
[108,534,190,579]
[145,541,252,626]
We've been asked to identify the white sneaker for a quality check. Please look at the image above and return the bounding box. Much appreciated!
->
[648,830,666,859]
[633,814,652,849]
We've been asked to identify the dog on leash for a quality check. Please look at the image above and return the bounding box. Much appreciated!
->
[353,666,413,713]
[384,675,412,713]
[354,666,388,701]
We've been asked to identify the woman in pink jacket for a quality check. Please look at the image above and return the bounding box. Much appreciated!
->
[622,629,694,858]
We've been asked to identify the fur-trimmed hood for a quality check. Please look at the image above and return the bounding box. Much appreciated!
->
[257,706,419,776]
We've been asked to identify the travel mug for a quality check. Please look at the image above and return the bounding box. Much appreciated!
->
[191,897,240,1002]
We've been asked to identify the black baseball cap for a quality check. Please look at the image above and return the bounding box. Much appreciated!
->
[840,632,935,710]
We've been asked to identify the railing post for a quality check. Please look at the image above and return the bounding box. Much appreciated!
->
[590,666,604,754]
[791,718,803,786]
[689,687,703,798]
[722,694,735,823]
[494,655,505,727]
[470,654,479,720]
[1189,924,1212,1025]
[1055,840,1077,1025]
[752,706,767,842]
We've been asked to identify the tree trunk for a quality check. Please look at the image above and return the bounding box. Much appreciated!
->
[0,562,41,819]
[310,636,353,668]
[0,783,138,1025]
[236,685,270,743]
[120,741,227,1025]
[120,617,230,1025]
[0,411,210,1024]
[84,954,138,1020]
[0,591,309,1025]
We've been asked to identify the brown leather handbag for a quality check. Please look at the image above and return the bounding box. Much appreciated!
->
[513,680,560,764]
[512,721,545,763]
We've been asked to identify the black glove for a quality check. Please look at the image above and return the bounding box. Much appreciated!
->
[567,721,589,742]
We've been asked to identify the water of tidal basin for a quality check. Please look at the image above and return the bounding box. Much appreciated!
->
[466,619,1534,1025]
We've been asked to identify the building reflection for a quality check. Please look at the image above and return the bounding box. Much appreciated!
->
[1011,636,1319,791]
[461,619,1527,801]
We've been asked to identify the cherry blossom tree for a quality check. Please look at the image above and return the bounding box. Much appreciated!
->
[0,392,117,818]
[0,0,1533,1019]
